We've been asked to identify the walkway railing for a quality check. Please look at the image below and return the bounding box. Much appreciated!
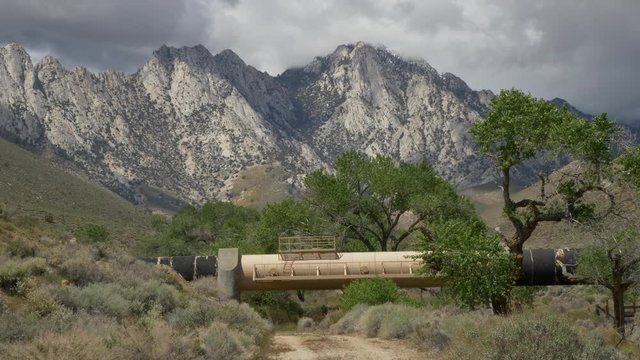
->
[278,235,340,260]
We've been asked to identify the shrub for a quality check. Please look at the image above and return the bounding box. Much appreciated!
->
[168,301,271,344]
[297,317,316,332]
[129,280,186,315]
[6,239,36,258]
[0,323,109,360]
[188,276,218,298]
[317,310,343,329]
[448,316,624,360]
[106,321,197,360]
[28,286,60,317]
[44,213,55,224]
[55,281,185,319]
[74,224,109,244]
[330,304,369,334]
[340,277,400,311]
[58,258,112,286]
[485,317,582,359]
[241,291,303,324]
[331,303,450,352]
[201,322,247,359]
[56,284,132,319]
[0,258,47,296]
[0,306,74,343]
[0,311,35,342]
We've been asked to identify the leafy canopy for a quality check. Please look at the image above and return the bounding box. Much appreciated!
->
[304,150,473,251]
[252,198,332,253]
[471,88,618,173]
[419,219,514,309]
[577,227,640,291]
[136,201,260,256]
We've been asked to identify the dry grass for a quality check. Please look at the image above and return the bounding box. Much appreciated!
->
[230,162,293,209]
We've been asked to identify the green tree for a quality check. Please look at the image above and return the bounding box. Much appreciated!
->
[419,219,514,310]
[304,151,473,251]
[252,198,332,253]
[577,227,640,335]
[470,89,619,274]
[136,201,260,256]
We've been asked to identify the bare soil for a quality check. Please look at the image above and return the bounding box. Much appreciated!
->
[262,332,430,360]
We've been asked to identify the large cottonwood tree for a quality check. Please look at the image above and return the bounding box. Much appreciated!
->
[304,150,473,251]
[471,89,619,274]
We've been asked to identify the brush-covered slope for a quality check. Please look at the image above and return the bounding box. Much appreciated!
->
[0,137,151,241]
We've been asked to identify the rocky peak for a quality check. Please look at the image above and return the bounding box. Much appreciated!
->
[150,44,214,71]
[213,49,246,68]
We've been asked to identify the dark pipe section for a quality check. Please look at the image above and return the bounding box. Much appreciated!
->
[518,248,579,286]
[140,256,217,281]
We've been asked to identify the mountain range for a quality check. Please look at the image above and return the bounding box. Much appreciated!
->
[0,41,585,209]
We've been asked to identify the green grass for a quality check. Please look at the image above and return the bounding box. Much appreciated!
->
[0,138,152,243]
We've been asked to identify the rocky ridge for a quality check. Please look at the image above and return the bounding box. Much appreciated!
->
[0,41,500,206]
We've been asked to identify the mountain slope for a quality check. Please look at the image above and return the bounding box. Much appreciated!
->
[0,41,564,207]
[0,137,151,240]
[279,42,494,186]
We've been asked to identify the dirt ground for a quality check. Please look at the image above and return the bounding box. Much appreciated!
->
[264,332,429,360]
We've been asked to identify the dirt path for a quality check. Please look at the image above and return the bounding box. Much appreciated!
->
[265,332,429,360]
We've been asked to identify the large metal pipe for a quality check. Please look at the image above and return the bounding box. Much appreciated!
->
[239,251,442,291]
[142,248,579,293]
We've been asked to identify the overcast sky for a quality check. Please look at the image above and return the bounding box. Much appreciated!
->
[1,0,639,122]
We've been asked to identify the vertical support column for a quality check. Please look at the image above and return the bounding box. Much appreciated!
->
[217,248,241,301]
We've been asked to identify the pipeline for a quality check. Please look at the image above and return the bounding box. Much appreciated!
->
[142,248,579,299]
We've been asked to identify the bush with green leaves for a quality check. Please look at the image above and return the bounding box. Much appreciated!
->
[136,201,261,256]
[74,224,109,243]
[340,277,402,311]
[241,291,304,324]
[0,258,47,296]
[419,219,514,310]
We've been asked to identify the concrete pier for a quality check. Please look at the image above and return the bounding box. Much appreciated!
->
[217,248,241,300]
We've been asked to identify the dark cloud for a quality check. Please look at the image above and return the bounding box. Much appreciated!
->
[0,0,639,122]
[0,0,209,72]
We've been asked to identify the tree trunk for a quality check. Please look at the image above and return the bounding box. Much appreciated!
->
[612,288,626,335]
[491,295,511,315]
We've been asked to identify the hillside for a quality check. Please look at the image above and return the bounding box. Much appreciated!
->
[0,137,151,242]
[464,161,640,249]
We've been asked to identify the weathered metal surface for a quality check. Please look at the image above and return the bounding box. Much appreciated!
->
[140,255,217,281]
[517,248,579,286]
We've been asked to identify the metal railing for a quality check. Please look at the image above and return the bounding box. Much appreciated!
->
[278,235,337,253]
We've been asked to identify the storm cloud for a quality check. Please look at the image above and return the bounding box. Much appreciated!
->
[1,0,639,122]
